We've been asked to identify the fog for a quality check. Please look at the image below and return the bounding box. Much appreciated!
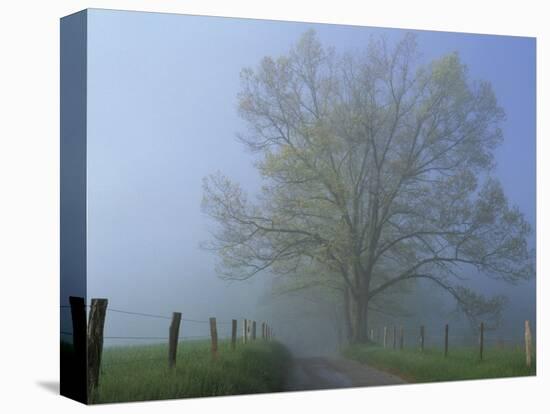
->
[62,10,535,356]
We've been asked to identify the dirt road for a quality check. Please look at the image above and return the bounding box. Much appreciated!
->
[284,356,406,391]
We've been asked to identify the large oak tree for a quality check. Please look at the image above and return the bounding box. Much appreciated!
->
[202,31,533,343]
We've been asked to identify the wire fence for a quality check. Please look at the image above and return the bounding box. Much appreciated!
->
[60,296,276,384]
[368,326,528,348]
[367,321,534,365]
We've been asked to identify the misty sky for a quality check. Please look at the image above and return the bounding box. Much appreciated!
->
[83,9,535,346]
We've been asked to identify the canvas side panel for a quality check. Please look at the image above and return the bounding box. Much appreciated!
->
[60,9,88,405]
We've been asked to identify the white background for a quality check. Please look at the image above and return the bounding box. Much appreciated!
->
[0,0,546,413]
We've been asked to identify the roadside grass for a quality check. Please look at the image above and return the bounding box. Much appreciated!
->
[85,340,290,404]
[343,343,535,383]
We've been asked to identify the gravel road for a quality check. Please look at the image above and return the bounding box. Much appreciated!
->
[284,356,406,391]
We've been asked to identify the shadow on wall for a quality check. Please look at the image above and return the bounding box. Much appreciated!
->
[36,381,59,395]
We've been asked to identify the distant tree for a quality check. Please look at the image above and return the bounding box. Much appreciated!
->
[202,31,533,343]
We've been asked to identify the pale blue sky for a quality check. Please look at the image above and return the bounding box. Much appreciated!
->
[84,9,535,344]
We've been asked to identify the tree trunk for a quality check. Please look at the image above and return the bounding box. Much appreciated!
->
[343,287,353,342]
[349,294,368,344]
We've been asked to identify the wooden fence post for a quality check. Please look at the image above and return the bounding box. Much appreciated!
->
[399,326,404,350]
[525,320,532,368]
[479,322,484,361]
[420,325,425,352]
[168,312,182,368]
[252,321,257,340]
[209,317,218,359]
[383,326,387,348]
[393,326,397,349]
[243,319,248,344]
[444,324,449,357]
[231,319,237,350]
[68,296,87,402]
[87,298,108,398]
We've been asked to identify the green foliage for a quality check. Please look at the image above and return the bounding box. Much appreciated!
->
[93,340,291,404]
[343,344,535,382]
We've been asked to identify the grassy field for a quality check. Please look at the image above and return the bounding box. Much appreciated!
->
[86,340,290,404]
[343,344,535,383]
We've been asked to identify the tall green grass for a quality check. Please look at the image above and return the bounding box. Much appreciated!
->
[94,340,291,404]
[343,344,535,383]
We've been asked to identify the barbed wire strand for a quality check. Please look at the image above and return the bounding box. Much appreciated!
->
[106,308,171,320]
[104,335,213,340]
